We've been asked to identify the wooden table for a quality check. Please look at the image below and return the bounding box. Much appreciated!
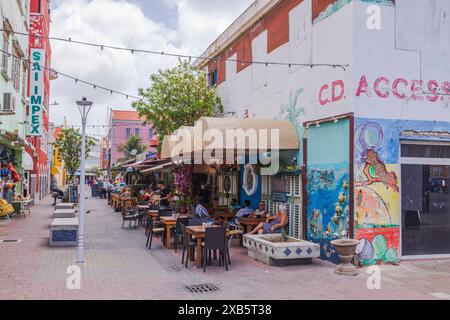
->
[214,210,236,221]
[239,216,267,233]
[185,225,229,268]
[11,200,32,217]
[159,214,188,249]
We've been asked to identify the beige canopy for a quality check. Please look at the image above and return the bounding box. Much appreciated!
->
[160,117,299,160]
[194,117,299,152]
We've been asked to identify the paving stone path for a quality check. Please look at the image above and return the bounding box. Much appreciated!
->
[1,196,449,300]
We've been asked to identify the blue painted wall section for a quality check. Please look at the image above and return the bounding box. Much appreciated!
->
[306,119,350,263]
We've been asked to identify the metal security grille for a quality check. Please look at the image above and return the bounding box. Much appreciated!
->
[185,283,220,294]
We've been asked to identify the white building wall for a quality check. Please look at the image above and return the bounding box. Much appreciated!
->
[0,0,29,138]
[215,0,354,125]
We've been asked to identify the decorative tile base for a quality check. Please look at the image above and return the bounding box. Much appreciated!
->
[49,218,79,247]
[244,234,320,266]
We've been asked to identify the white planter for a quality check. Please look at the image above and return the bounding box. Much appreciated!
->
[53,209,76,219]
[243,234,320,266]
[50,218,79,247]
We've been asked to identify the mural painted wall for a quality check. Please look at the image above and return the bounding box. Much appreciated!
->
[354,117,450,263]
[306,119,350,263]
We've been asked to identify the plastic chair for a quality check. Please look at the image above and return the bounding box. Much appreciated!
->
[122,207,139,228]
[202,226,228,272]
[181,224,196,268]
[223,221,244,254]
[174,217,190,252]
[145,217,165,249]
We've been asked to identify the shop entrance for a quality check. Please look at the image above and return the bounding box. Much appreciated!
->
[401,142,450,257]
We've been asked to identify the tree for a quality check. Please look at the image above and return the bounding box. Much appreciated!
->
[132,60,223,149]
[118,135,146,162]
[54,128,95,183]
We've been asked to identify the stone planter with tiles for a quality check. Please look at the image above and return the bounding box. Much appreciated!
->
[243,234,320,266]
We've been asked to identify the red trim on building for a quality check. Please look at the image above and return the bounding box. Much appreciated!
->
[312,0,339,21]
[209,0,304,85]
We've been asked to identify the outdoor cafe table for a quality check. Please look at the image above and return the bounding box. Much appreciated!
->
[239,216,267,233]
[214,210,236,222]
[159,214,193,249]
[185,225,230,268]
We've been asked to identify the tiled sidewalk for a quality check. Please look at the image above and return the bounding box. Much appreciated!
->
[0,196,449,300]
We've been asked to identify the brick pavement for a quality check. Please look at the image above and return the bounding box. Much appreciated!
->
[1,195,450,300]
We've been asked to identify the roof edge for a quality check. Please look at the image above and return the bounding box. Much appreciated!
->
[194,0,283,69]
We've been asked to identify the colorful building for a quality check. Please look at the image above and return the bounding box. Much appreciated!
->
[196,0,450,263]
[0,0,30,196]
[50,126,66,188]
[106,110,155,167]
[26,0,54,201]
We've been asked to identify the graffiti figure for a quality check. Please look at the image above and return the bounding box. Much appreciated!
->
[360,148,399,192]
[308,209,323,238]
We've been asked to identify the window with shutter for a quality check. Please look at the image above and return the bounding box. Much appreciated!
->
[294,175,301,196]
[286,176,292,196]
[285,203,291,235]
[2,32,9,76]
[3,93,12,111]
[293,204,301,239]
[261,175,266,195]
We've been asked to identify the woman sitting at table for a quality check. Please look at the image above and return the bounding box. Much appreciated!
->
[247,204,288,235]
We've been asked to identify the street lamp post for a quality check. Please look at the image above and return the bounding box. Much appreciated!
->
[76,97,93,264]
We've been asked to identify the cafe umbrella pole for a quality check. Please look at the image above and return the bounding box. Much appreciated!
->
[76,97,93,264]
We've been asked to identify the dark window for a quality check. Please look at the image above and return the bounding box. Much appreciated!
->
[209,69,218,86]
[402,164,450,255]
[126,128,131,138]
[135,128,140,136]
[401,144,450,159]
[148,128,154,138]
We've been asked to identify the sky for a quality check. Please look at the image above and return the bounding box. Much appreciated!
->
[48,0,254,137]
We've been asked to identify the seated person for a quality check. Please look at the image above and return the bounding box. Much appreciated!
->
[247,204,288,235]
[228,198,241,211]
[143,188,154,201]
[195,198,215,224]
[120,188,131,200]
[251,201,267,218]
[231,200,254,225]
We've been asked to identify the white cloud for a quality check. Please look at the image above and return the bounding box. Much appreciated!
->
[49,0,253,136]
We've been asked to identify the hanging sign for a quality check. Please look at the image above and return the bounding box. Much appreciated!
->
[29,49,44,137]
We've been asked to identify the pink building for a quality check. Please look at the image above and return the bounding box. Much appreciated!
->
[107,110,155,166]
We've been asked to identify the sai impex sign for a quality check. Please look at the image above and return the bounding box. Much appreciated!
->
[29,49,44,136]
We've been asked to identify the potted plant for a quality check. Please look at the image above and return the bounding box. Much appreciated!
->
[330,180,360,276]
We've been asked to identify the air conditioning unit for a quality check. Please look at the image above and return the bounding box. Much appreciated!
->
[2,93,13,112]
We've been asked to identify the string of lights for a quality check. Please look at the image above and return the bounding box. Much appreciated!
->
[0,49,142,101]
[2,28,349,71]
